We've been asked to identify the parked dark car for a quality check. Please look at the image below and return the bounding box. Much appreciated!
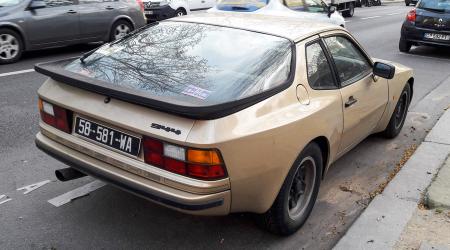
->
[405,0,418,6]
[0,0,146,64]
[400,0,450,52]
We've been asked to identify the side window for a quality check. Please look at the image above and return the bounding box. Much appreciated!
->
[44,0,76,7]
[324,36,372,87]
[306,42,336,90]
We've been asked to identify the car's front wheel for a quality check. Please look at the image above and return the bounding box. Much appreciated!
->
[0,28,23,64]
[343,3,355,17]
[110,20,133,42]
[175,8,186,17]
[257,142,322,235]
[382,83,411,138]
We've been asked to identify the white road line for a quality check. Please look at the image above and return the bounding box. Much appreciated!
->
[0,194,12,205]
[17,180,51,195]
[48,180,106,207]
[0,69,34,78]
[386,12,402,15]
[361,16,382,20]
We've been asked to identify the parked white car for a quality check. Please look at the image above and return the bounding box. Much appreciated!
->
[208,0,346,27]
[143,0,215,21]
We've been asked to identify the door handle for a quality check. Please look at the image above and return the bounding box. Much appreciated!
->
[345,96,357,108]
[67,10,77,14]
[105,6,114,10]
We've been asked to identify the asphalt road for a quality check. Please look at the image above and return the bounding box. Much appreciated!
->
[1,4,450,249]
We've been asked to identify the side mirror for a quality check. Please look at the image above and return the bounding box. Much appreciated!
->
[328,6,336,17]
[29,0,47,10]
[373,62,395,79]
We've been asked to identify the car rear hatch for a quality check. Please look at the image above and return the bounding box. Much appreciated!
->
[415,0,450,31]
[35,21,294,121]
[416,9,450,30]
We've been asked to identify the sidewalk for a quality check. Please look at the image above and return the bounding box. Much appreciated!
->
[334,108,450,249]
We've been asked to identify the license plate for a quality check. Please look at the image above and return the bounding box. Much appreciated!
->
[74,116,141,157]
[424,33,450,41]
[144,10,153,14]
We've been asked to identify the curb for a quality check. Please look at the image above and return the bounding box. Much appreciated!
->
[333,109,450,249]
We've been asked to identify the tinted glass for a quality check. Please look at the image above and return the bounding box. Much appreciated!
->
[306,42,336,89]
[44,0,75,7]
[65,22,292,106]
[324,36,371,87]
[216,0,268,12]
[0,0,24,7]
[284,0,327,13]
[418,0,450,12]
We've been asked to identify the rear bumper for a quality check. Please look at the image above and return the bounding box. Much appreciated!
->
[401,23,450,47]
[145,5,177,22]
[35,131,231,215]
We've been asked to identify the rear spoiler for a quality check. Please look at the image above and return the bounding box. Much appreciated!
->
[35,58,294,120]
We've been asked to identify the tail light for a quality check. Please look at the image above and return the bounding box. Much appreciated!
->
[143,137,227,180]
[407,8,416,23]
[38,98,72,133]
[136,0,144,12]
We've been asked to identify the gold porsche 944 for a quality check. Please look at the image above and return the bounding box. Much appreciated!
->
[35,13,414,235]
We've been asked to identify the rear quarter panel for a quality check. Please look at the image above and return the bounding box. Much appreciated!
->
[186,40,344,213]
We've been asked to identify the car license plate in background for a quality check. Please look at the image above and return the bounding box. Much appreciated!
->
[144,10,153,14]
[424,33,450,41]
[74,116,141,157]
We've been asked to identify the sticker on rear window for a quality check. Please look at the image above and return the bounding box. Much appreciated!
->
[182,85,212,100]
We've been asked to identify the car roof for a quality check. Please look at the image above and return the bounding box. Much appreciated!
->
[169,12,344,42]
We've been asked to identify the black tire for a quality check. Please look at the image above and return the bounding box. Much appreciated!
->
[175,8,186,17]
[399,38,412,53]
[109,20,133,42]
[405,0,410,6]
[257,142,323,236]
[381,84,411,139]
[342,3,355,17]
[0,28,23,64]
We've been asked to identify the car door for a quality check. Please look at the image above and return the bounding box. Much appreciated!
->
[188,0,210,10]
[25,0,80,46]
[322,34,389,154]
[77,0,118,41]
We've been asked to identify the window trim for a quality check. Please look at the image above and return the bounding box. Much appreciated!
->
[304,39,339,90]
[320,33,374,88]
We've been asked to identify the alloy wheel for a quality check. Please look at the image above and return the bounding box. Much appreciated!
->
[114,24,131,40]
[0,34,19,60]
[394,91,408,129]
[287,156,316,220]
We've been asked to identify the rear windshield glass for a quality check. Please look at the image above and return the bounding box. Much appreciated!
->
[0,0,23,7]
[65,22,293,107]
[216,0,269,12]
[418,0,450,12]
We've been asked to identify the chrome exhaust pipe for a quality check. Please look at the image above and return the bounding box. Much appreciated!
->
[55,168,86,182]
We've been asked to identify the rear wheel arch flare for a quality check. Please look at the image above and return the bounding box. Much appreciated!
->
[310,136,329,179]
[407,77,414,102]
